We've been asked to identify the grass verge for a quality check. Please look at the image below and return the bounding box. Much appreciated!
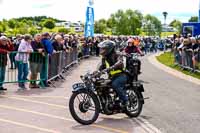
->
[156,52,200,80]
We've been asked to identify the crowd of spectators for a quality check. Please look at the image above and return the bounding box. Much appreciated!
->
[0,32,199,91]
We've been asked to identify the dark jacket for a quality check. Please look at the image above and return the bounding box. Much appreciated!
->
[0,40,14,66]
[29,40,45,63]
[52,40,64,51]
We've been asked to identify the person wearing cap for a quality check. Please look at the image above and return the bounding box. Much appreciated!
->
[0,36,14,91]
[15,34,33,90]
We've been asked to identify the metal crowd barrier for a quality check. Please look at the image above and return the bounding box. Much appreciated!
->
[174,49,200,73]
[0,52,48,85]
[0,49,90,88]
[47,50,78,82]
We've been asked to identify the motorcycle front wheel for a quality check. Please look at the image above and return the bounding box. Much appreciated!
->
[69,90,100,125]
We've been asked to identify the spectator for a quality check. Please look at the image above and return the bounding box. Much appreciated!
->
[29,34,45,89]
[52,34,64,51]
[69,35,78,61]
[15,34,33,90]
[192,37,200,69]
[40,32,54,87]
[0,36,14,91]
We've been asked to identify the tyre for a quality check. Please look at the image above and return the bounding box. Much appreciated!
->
[125,89,143,117]
[69,90,100,125]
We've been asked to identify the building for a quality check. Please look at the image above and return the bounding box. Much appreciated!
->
[162,24,177,32]
[55,21,83,32]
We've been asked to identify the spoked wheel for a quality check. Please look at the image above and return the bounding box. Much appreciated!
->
[125,89,143,117]
[69,90,100,125]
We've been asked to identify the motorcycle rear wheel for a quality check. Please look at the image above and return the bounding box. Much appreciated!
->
[125,89,143,117]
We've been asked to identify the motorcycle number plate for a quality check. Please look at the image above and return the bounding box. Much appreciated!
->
[72,83,85,90]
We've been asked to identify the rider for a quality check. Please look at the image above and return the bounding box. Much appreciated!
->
[98,40,129,107]
[125,38,143,74]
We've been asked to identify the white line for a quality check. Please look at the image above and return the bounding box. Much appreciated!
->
[110,114,162,133]
[0,105,128,133]
[0,118,60,133]
[1,96,68,109]
[136,118,163,133]
[0,104,73,121]
[4,95,69,99]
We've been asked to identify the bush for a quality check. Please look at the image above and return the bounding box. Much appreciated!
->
[58,28,70,34]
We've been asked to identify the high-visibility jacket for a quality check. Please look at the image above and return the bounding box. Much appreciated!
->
[105,60,123,76]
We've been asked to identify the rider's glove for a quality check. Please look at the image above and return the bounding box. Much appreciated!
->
[104,67,114,73]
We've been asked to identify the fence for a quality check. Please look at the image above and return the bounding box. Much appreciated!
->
[0,50,81,88]
[48,50,78,82]
[174,49,200,73]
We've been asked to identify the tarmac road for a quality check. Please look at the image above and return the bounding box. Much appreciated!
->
[0,55,199,133]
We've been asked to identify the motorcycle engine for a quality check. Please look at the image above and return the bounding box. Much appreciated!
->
[101,94,114,115]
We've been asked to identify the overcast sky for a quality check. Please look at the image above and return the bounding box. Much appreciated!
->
[0,0,199,24]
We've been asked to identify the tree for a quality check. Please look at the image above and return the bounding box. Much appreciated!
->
[43,19,55,29]
[8,19,16,29]
[108,9,143,35]
[143,14,162,36]
[94,19,107,33]
[169,19,182,33]
[188,16,198,22]
[29,27,38,36]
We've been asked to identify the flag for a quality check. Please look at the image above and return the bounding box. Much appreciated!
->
[84,0,94,37]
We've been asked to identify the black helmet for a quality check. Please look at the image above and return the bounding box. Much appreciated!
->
[98,40,115,56]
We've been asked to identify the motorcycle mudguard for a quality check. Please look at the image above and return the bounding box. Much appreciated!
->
[72,83,85,92]
[132,82,144,92]
[138,84,144,92]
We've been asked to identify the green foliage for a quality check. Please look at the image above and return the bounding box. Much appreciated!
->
[143,14,162,36]
[188,16,198,22]
[108,9,143,35]
[94,19,107,33]
[58,28,70,34]
[157,52,200,79]
[15,16,65,23]
[169,19,182,33]
[43,19,55,29]
[8,19,16,29]
[29,27,38,36]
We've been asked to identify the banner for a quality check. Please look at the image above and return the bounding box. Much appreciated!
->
[84,0,94,37]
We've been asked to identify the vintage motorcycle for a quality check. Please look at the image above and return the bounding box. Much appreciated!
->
[69,56,145,125]
[125,53,142,81]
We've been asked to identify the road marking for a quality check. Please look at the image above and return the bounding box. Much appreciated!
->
[1,96,68,109]
[136,118,162,133]
[2,96,162,133]
[105,114,162,133]
[0,104,72,121]
[0,118,60,133]
[3,95,69,99]
[0,105,128,133]
[93,124,128,133]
